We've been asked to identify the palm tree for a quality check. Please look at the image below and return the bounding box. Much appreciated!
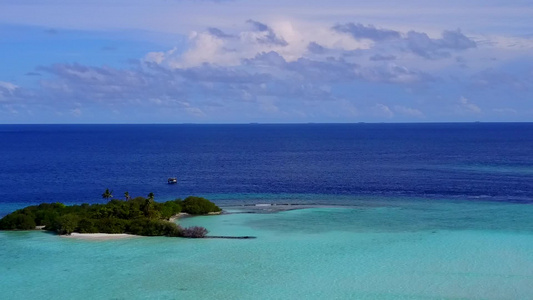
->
[124,191,130,201]
[143,192,156,218]
[102,188,113,201]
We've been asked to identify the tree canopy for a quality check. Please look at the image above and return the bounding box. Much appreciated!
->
[0,195,221,238]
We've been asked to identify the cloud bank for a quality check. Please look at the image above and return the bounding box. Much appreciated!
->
[1,5,531,123]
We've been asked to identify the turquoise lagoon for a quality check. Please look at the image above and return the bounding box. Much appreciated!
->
[1,198,533,299]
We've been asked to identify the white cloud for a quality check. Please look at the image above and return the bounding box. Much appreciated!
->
[180,101,206,118]
[3,12,531,122]
[144,20,377,69]
[0,81,19,103]
[0,81,18,92]
[394,105,424,118]
[373,103,394,118]
[185,106,206,117]
[145,49,175,65]
[181,31,233,67]
[456,96,481,114]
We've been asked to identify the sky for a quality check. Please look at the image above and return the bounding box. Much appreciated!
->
[0,0,532,123]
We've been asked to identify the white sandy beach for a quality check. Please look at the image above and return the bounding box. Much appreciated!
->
[61,233,138,240]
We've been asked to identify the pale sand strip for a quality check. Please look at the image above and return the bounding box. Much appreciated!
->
[169,211,221,223]
[169,212,190,223]
[61,233,138,240]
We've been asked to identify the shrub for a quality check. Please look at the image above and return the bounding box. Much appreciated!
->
[127,219,181,236]
[34,210,60,227]
[94,218,127,234]
[181,226,208,238]
[158,201,182,220]
[53,214,80,235]
[181,196,221,215]
[77,218,98,233]
[0,212,36,230]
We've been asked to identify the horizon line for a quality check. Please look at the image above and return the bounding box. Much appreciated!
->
[1,121,532,126]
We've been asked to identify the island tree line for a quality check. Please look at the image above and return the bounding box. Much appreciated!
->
[0,192,221,238]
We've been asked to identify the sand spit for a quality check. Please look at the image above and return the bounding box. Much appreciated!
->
[169,211,222,222]
[169,212,190,222]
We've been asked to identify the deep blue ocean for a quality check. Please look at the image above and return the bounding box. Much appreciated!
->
[1,123,532,216]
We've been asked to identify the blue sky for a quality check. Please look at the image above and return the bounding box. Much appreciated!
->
[0,0,532,123]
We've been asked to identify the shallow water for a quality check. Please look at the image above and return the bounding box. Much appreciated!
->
[1,199,533,299]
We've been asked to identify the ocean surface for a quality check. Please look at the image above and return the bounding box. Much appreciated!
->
[1,123,533,299]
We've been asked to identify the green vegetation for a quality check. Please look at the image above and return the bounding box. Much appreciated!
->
[181,196,222,215]
[0,194,221,238]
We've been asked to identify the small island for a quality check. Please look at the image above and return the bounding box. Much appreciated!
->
[0,193,221,238]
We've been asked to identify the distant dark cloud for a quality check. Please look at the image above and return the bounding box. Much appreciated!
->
[25,72,42,76]
[243,51,287,68]
[441,30,478,50]
[247,19,269,32]
[307,42,327,54]
[207,27,235,39]
[246,19,288,46]
[406,30,476,59]
[333,23,476,60]
[333,23,401,41]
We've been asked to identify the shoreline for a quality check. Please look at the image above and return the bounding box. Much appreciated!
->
[169,211,222,223]
[61,212,223,240]
[61,232,139,240]
[169,212,191,223]
[29,212,223,240]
